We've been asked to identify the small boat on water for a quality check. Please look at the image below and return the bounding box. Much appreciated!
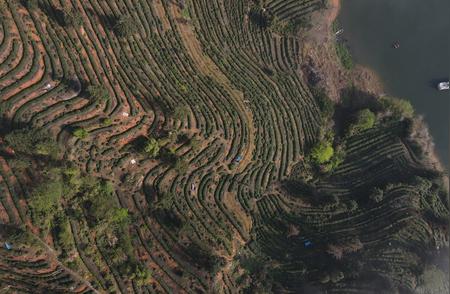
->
[392,41,400,49]
[437,81,449,91]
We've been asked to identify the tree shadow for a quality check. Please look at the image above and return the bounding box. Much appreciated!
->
[88,8,118,30]
[0,115,29,137]
[38,2,66,27]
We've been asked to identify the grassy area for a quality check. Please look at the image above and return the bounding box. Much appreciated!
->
[336,42,353,70]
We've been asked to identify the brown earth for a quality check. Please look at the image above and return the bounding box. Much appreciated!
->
[301,0,384,101]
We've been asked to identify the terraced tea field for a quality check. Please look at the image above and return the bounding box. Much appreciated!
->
[0,0,448,293]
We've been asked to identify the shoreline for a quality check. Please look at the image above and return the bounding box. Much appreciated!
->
[302,0,445,173]
[302,0,384,101]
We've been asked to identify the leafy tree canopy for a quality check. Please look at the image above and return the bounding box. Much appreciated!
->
[4,128,60,159]
[144,137,160,158]
[347,108,376,136]
[310,141,334,164]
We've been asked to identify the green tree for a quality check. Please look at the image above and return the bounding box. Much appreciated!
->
[101,117,112,126]
[347,108,376,135]
[110,208,130,228]
[310,141,334,164]
[29,178,63,229]
[181,7,190,20]
[73,127,89,139]
[144,138,160,158]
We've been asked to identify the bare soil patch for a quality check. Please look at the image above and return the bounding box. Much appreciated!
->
[301,0,383,101]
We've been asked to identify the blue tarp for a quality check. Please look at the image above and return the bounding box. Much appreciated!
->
[4,242,12,250]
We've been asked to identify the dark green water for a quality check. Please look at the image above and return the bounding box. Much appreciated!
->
[338,0,449,167]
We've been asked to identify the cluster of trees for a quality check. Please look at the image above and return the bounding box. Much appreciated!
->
[305,92,415,175]
[135,129,193,174]
[22,156,152,284]
[4,128,60,159]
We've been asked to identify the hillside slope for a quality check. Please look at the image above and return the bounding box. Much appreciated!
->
[0,0,447,293]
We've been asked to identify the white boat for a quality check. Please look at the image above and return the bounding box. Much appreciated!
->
[437,81,449,91]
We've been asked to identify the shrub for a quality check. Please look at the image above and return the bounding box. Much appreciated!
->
[102,117,112,126]
[380,96,414,119]
[181,7,190,20]
[336,43,353,70]
[131,265,153,286]
[73,127,89,139]
[313,88,334,120]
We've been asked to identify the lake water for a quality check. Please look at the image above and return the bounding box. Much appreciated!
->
[338,0,449,167]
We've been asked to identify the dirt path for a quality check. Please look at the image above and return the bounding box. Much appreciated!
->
[169,4,255,174]
[328,0,341,25]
